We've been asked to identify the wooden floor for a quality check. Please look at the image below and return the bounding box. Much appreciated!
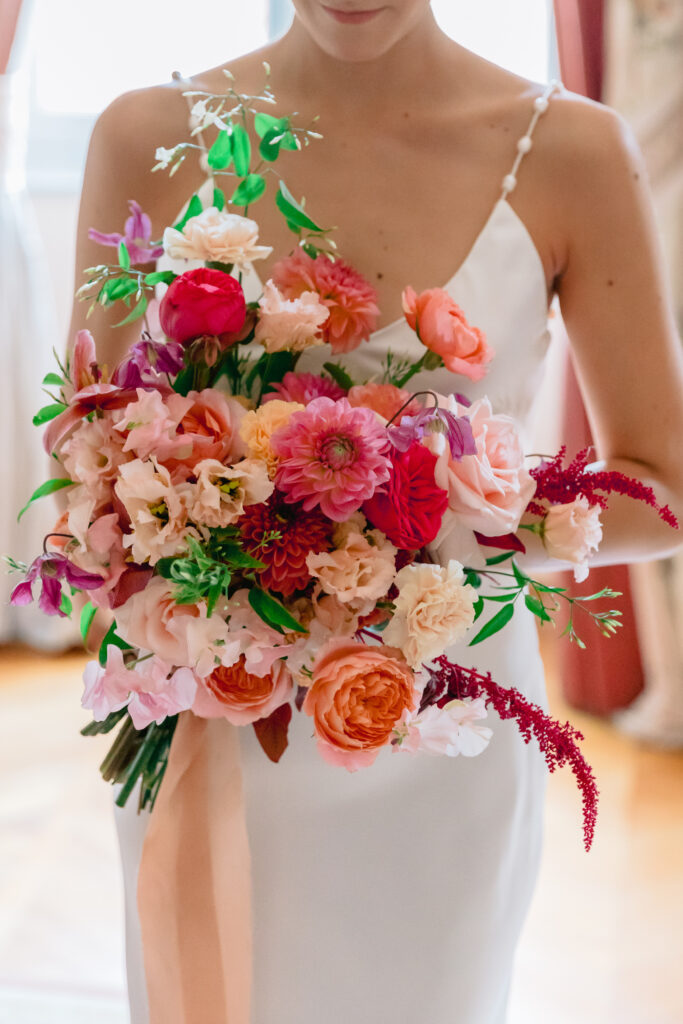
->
[0,642,681,1023]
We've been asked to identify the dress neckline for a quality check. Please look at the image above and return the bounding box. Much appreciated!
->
[245,195,550,340]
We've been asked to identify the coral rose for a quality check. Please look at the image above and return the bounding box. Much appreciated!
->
[542,496,603,582]
[363,441,447,550]
[402,286,493,380]
[383,560,477,668]
[193,656,293,725]
[162,207,272,269]
[429,396,536,537]
[303,639,417,770]
[159,267,246,344]
[254,281,329,353]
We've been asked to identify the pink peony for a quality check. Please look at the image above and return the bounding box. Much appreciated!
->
[270,396,391,521]
[429,396,536,537]
[347,382,420,422]
[272,249,379,354]
[262,371,346,405]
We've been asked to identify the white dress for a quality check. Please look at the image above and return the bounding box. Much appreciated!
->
[115,79,562,1024]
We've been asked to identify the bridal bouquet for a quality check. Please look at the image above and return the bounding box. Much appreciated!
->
[8,71,677,851]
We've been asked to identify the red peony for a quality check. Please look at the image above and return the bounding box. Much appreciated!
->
[239,494,333,597]
[272,249,379,354]
[159,267,246,345]
[363,442,448,550]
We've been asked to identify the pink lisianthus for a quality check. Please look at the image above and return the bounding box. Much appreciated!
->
[263,371,346,406]
[395,698,493,758]
[60,411,131,508]
[306,513,397,604]
[65,509,128,603]
[347,383,420,422]
[272,249,379,354]
[190,458,273,529]
[428,396,536,537]
[112,388,183,460]
[114,457,196,565]
[270,397,391,522]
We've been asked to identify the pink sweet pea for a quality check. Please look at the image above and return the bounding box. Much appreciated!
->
[81,647,132,720]
[127,662,198,729]
[89,200,163,264]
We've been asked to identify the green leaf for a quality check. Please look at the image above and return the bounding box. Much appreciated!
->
[525,593,552,622]
[512,561,528,588]
[259,350,296,395]
[32,402,67,426]
[98,621,132,666]
[468,603,514,646]
[259,126,285,162]
[230,122,251,177]
[248,588,308,635]
[113,292,148,327]
[485,551,515,567]
[531,581,566,594]
[279,131,299,151]
[101,277,139,303]
[80,601,97,642]
[219,543,266,570]
[42,372,64,387]
[473,596,485,622]
[80,707,127,736]
[18,477,73,521]
[59,591,73,617]
[486,591,519,603]
[275,181,325,233]
[118,240,131,270]
[207,130,233,170]
[464,571,482,589]
[144,270,176,287]
[230,173,266,206]
[254,111,283,138]
[173,193,203,232]
[322,362,353,392]
[213,186,225,211]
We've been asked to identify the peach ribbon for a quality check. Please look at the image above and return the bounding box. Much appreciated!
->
[137,712,252,1023]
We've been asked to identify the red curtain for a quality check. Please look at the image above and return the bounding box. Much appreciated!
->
[0,0,24,74]
[552,0,644,715]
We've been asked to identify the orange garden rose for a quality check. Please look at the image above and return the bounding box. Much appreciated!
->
[402,286,494,381]
[303,639,417,770]
[193,656,294,725]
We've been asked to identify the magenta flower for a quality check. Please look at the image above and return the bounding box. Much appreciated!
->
[270,396,391,521]
[11,550,104,617]
[111,337,185,388]
[89,200,163,264]
[388,407,476,461]
[262,371,347,405]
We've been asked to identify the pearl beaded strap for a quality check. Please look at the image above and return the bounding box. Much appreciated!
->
[501,78,563,198]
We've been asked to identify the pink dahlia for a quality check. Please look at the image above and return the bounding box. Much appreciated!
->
[263,371,347,405]
[272,249,379,354]
[270,397,391,521]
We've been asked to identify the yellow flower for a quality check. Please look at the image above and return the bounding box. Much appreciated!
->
[239,400,304,478]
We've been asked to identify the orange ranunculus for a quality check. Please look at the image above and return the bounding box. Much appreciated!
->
[402,286,493,381]
[302,639,417,771]
[193,656,293,726]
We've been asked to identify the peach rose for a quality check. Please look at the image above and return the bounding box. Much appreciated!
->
[402,286,493,380]
[429,395,536,536]
[162,207,272,269]
[542,496,603,582]
[239,399,304,478]
[347,382,419,422]
[155,389,247,475]
[254,281,329,354]
[383,560,476,668]
[303,639,417,771]
[192,656,293,725]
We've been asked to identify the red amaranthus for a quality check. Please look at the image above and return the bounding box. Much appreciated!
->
[424,657,599,851]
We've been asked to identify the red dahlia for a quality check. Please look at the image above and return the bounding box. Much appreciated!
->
[239,494,333,597]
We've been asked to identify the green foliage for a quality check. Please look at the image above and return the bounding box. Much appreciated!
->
[42,372,64,387]
[144,270,177,287]
[157,533,265,618]
[230,173,266,206]
[275,181,326,234]
[322,362,354,392]
[248,587,308,635]
[468,603,515,646]
[213,186,225,211]
[32,402,67,426]
[485,551,515,567]
[207,130,233,170]
[118,241,131,270]
[230,122,251,177]
[100,277,139,304]
[173,193,203,231]
[112,292,148,327]
[80,601,97,643]
[524,593,552,622]
[17,477,72,521]
[98,621,133,666]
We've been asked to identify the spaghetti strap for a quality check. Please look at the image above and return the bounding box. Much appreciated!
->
[500,78,564,200]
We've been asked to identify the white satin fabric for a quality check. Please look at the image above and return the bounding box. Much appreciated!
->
[115,178,555,1022]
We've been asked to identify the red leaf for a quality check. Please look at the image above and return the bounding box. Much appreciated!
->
[252,702,293,763]
[474,531,526,553]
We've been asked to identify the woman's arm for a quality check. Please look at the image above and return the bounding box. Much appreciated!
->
[521,95,683,574]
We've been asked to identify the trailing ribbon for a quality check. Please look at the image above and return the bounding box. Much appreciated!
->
[137,713,252,1023]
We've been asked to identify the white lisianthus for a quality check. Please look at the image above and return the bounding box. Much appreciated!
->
[383,559,477,669]
[163,207,272,269]
[542,496,603,582]
[254,281,329,354]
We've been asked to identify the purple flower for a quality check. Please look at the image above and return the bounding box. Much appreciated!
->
[388,407,476,461]
[111,337,185,388]
[11,551,104,617]
[89,200,164,264]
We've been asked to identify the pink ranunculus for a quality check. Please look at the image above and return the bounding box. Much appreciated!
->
[270,396,391,522]
[81,647,132,721]
[429,396,536,536]
[193,656,293,725]
[542,496,603,582]
[303,639,417,771]
[272,249,379,354]
[402,286,494,380]
[155,389,246,475]
[263,371,346,406]
[347,383,420,422]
